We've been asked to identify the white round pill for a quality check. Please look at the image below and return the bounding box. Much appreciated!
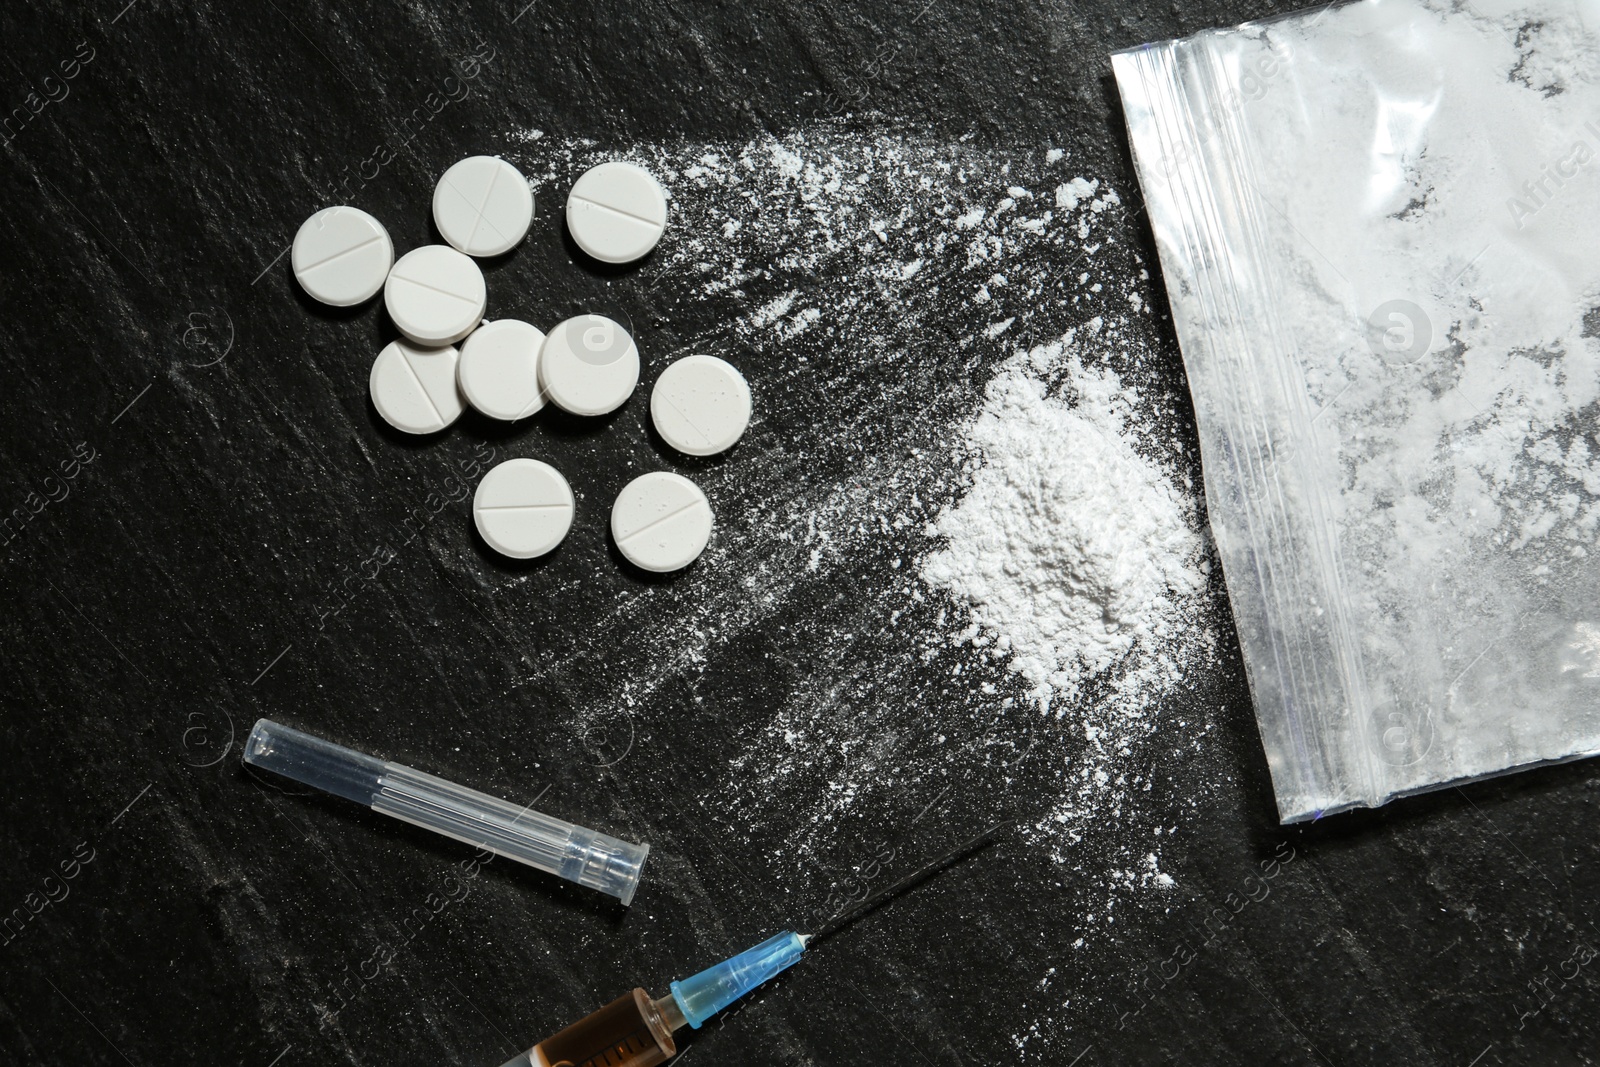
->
[433,156,534,258]
[651,355,752,456]
[473,459,575,559]
[384,245,487,346]
[565,161,668,264]
[292,206,394,306]
[458,319,548,422]
[611,471,713,573]
[539,315,640,416]
[370,339,464,435]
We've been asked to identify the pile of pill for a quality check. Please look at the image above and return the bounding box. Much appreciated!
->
[289,156,752,572]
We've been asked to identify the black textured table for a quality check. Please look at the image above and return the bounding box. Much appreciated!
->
[2,3,1597,1066]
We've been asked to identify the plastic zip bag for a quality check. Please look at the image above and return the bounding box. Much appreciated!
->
[1112,0,1600,820]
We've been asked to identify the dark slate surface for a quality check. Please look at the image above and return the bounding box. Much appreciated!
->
[2,2,1598,1066]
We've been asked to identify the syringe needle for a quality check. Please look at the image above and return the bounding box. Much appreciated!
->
[806,819,1011,943]
[496,821,1013,1066]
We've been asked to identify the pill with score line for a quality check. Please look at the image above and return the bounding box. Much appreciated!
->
[433,156,534,258]
[650,355,752,456]
[565,161,668,264]
[473,458,575,559]
[370,339,464,435]
[611,471,713,572]
[292,206,393,306]
[384,245,487,346]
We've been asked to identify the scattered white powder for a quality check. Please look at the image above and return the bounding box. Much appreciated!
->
[1055,177,1099,211]
[502,126,1217,968]
[923,344,1206,714]
[510,127,1126,329]
[1110,851,1176,891]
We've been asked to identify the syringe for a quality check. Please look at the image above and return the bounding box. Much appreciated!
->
[499,822,1005,1067]
[501,931,808,1067]
[243,719,650,905]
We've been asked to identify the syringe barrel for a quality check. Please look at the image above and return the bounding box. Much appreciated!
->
[243,719,650,905]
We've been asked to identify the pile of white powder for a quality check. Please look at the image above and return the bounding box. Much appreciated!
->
[922,338,1207,716]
